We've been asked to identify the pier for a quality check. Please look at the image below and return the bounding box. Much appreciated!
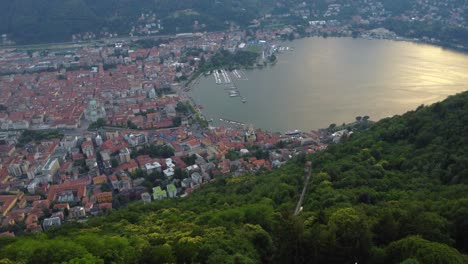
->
[211,69,247,102]
[213,70,221,84]
[212,69,247,84]
[219,118,246,127]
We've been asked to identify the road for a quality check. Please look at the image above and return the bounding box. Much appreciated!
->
[2,34,175,50]
[3,30,225,51]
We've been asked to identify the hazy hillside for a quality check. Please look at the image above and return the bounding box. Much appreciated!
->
[0,0,272,44]
[0,92,467,263]
[0,0,466,46]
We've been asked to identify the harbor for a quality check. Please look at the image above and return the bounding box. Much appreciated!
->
[189,38,468,133]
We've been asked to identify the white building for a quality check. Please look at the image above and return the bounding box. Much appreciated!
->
[145,161,162,173]
[163,167,175,178]
[43,217,61,230]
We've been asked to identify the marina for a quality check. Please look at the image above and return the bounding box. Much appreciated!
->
[211,69,248,101]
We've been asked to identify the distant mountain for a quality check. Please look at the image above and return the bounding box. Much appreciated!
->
[0,0,272,44]
[0,92,467,263]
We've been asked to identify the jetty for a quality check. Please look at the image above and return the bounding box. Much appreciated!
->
[219,118,246,126]
[213,70,221,84]
[210,69,248,102]
[233,69,248,80]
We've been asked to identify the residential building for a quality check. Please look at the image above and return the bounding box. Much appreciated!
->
[145,161,162,174]
[191,172,202,185]
[42,217,61,231]
[167,184,177,198]
[0,195,19,216]
[96,192,113,203]
[163,167,174,178]
[69,206,86,218]
[41,158,60,177]
[119,148,131,164]
[152,186,167,200]
[141,192,151,203]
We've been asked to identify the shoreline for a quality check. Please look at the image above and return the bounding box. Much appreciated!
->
[2,30,466,54]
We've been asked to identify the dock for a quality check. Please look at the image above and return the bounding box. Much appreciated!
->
[219,118,246,127]
[210,69,248,102]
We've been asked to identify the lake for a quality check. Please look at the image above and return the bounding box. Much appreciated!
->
[189,37,468,132]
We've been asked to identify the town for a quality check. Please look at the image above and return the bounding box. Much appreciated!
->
[0,27,369,235]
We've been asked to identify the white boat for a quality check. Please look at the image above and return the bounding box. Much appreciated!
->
[285,129,301,136]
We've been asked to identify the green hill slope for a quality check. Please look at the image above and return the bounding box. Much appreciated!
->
[0,92,467,263]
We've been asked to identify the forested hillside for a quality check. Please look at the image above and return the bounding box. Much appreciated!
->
[0,0,272,44]
[0,92,467,263]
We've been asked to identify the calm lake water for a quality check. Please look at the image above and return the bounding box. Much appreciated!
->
[189,37,468,132]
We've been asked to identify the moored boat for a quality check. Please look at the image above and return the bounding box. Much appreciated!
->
[285,129,301,136]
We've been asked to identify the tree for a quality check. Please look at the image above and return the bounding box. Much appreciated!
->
[88,118,106,129]
[400,211,451,244]
[273,212,304,264]
[400,259,419,264]
[142,244,175,264]
[100,184,111,192]
[127,120,138,129]
[65,254,104,264]
[373,212,399,246]
[328,208,372,263]
[244,224,273,260]
[225,149,240,161]
[174,238,200,263]
[134,144,175,159]
[111,158,119,168]
[172,116,182,127]
[181,154,197,166]
[174,168,187,180]
[386,236,466,264]
[206,249,230,264]
[175,102,189,114]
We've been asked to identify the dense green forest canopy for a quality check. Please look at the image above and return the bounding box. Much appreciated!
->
[1,91,467,263]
